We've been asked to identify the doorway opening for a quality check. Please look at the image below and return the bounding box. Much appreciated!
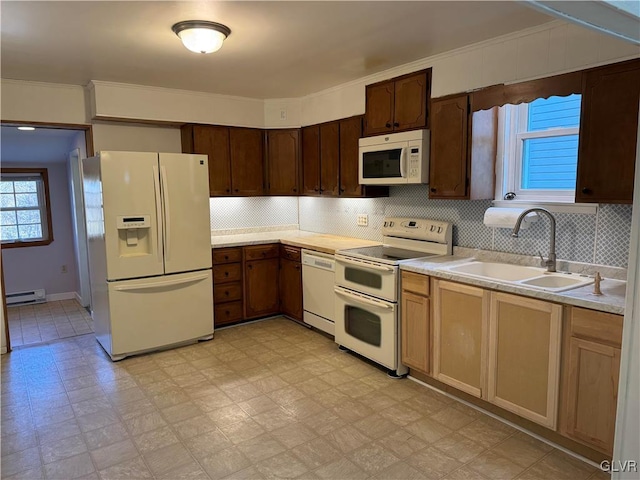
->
[1,121,93,351]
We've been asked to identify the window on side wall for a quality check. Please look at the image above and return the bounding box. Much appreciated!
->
[0,168,53,248]
[497,94,581,203]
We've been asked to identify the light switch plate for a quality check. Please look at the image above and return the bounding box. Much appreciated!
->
[357,214,368,226]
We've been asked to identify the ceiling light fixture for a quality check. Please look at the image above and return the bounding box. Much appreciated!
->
[172,20,231,54]
[17,126,35,131]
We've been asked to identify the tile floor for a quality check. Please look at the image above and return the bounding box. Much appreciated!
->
[1,317,608,480]
[7,300,93,348]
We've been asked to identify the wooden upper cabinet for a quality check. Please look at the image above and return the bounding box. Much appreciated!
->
[430,94,469,198]
[181,125,231,196]
[267,129,300,196]
[429,95,496,200]
[319,121,340,196]
[576,60,640,204]
[364,70,430,137]
[229,128,264,196]
[364,81,395,136]
[339,116,363,197]
[394,71,429,132]
[301,126,321,195]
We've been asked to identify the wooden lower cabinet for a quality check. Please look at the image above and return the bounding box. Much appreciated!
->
[401,272,430,374]
[280,256,303,322]
[432,279,489,398]
[561,307,623,455]
[244,245,280,319]
[488,292,562,429]
[212,248,244,327]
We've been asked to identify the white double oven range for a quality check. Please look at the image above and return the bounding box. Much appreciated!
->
[334,217,452,377]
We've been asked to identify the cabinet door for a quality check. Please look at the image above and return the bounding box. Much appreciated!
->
[364,80,395,136]
[429,94,469,198]
[302,126,321,195]
[339,116,363,197]
[394,71,428,131]
[188,125,232,196]
[564,338,620,455]
[488,293,562,429]
[576,61,640,204]
[244,258,280,319]
[432,279,489,398]
[279,257,303,322]
[229,128,264,196]
[319,122,340,196]
[401,291,429,374]
[267,129,300,195]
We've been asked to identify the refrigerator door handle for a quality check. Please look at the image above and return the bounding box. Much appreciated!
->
[160,165,171,261]
[113,272,210,292]
[152,166,163,264]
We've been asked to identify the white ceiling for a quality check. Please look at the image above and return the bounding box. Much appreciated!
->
[0,1,554,99]
[0,127,81,164]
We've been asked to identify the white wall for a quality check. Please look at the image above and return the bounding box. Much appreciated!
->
[2,162,79,299]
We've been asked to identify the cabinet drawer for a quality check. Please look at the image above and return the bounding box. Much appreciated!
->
[402,271,429,296]
[280,245,301,262]
[214,282,242,303]
[213,263,242,284]
[212,248,242,265]
[244,244,279,261]
[570,307,623,347]
[215,301,243,325]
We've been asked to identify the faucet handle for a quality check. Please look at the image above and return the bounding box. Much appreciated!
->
[537,251,546,267]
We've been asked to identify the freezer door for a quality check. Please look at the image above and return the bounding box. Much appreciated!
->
[159,153,212,274]
[101,151,164,280]
[107,270,214,359]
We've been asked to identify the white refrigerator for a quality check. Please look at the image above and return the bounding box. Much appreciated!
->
[83,151,213,361]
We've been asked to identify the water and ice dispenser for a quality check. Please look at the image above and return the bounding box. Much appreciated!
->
[116,215,152,256]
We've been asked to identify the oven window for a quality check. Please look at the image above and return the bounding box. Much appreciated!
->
[344,267,382,289]
[345,306,381,347]
[362,150,402,178]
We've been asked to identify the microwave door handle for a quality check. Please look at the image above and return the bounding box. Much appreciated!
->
[399,147,407,178]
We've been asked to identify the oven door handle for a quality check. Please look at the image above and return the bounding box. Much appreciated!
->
[336,256,395,272]
[334,287,393,310]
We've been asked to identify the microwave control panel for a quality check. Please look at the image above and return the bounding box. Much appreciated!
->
[408,146,421,179]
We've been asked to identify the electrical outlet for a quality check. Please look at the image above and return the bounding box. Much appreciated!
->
[280,108,287,120]
[61,265,68,274]
[357,214,368,227]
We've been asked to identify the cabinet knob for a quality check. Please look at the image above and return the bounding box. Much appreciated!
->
[385,122,391,128]
[340,187,345,193]
[295,265,300,270]
[225,310,230,316]
[430,187,437,193]
[293,188,297,192]
[248,264,253,270]
[226,189,230,193]
[224,271,229,277]
[225,291,229,296]
[224,255,229,260]
[393,122,399,127]
[581,187,592,195]
[234,189,239,192]
[314,187,319,192]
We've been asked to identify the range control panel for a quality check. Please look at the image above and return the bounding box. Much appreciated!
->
[381,217,452,244]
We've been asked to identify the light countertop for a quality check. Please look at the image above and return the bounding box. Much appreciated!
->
[211,230,381,255]
[400,256,626,316]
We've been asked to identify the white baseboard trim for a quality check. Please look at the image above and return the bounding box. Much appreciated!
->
[74,292,82,304]
[46,292,77,302]
[1,346,7,355]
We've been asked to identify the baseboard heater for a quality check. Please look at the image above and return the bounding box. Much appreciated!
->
[6,289,46,306]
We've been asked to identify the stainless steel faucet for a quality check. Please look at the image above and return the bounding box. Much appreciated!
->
[511,208,557,272]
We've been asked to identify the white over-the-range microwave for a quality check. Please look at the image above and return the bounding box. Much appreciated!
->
[358,129,429,185]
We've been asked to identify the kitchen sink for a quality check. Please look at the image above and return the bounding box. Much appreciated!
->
[446,261,546,282]
[520,274,594,291]
[442,261,594,292]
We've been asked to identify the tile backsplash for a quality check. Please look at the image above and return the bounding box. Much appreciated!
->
[298,186,633,268]
[209,187,632,268]
[210,197,299,230]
